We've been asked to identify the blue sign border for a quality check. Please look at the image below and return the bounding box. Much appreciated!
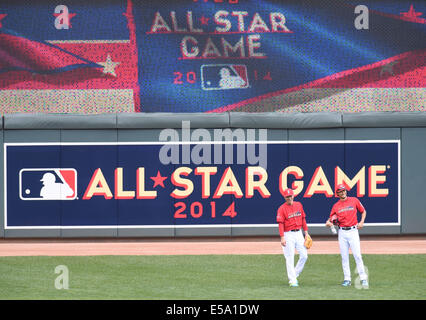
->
[4,140,400,230]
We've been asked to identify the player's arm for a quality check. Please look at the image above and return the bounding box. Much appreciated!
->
[325,208,335,227]
[356,199,366,229]
[277,207,286,246]
[301,205,309,237]
[279,223,286,246]
[358,210,367,229]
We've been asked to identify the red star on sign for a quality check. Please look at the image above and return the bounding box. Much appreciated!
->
[53,12,77,28]
[0,14,7,28]
[150,171,168,188]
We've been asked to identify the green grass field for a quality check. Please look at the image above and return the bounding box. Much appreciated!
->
[0,254,425,300]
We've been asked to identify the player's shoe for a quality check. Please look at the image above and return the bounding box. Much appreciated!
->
[289,281,299,287]
[341,280,351,287]
[361,280,369,289]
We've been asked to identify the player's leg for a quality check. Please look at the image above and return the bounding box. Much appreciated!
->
[348,230,368,281]
[281,232,297,285]
[294,231,308,278]
[338,230,351,283]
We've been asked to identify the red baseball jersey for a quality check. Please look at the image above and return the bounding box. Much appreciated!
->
[329,197,365,227]
[276,201,308,236]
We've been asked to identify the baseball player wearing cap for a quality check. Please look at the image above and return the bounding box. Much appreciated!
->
[326,184,369,288]
[276,188,310,287]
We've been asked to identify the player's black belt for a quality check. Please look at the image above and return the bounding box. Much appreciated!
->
[340,226,357,230]
[290,229,300,232]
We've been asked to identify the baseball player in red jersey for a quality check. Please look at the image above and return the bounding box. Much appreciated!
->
[325,184,369,288]
[276,188,310,287]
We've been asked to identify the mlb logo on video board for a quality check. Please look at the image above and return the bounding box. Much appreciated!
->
[19,168,77,200]
[201,64,249,90]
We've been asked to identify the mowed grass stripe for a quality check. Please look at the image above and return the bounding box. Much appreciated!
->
[0,254,425,300]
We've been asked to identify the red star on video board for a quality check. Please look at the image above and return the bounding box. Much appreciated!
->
[400,4,422,19]
[199,15,209,25]
[0,14,7,28]
[53,12,77,28]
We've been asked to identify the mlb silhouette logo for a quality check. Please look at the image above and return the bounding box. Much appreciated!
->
[19,168,77,200]
[201,64,249,90]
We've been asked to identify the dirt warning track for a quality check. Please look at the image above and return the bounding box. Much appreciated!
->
[0,235,425,257]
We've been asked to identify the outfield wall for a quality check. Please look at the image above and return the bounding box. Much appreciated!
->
[1,112,425,238]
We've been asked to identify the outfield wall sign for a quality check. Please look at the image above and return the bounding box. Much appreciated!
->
[4,141,400,229]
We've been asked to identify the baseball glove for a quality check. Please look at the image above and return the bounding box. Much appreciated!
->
[330,214,339,226]
[304,234,313,249]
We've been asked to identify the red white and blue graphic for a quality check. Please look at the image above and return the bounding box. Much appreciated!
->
[19,169,77,200]
[0,0,139,113]
[0,0,424,113]
[135,0,426,112]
